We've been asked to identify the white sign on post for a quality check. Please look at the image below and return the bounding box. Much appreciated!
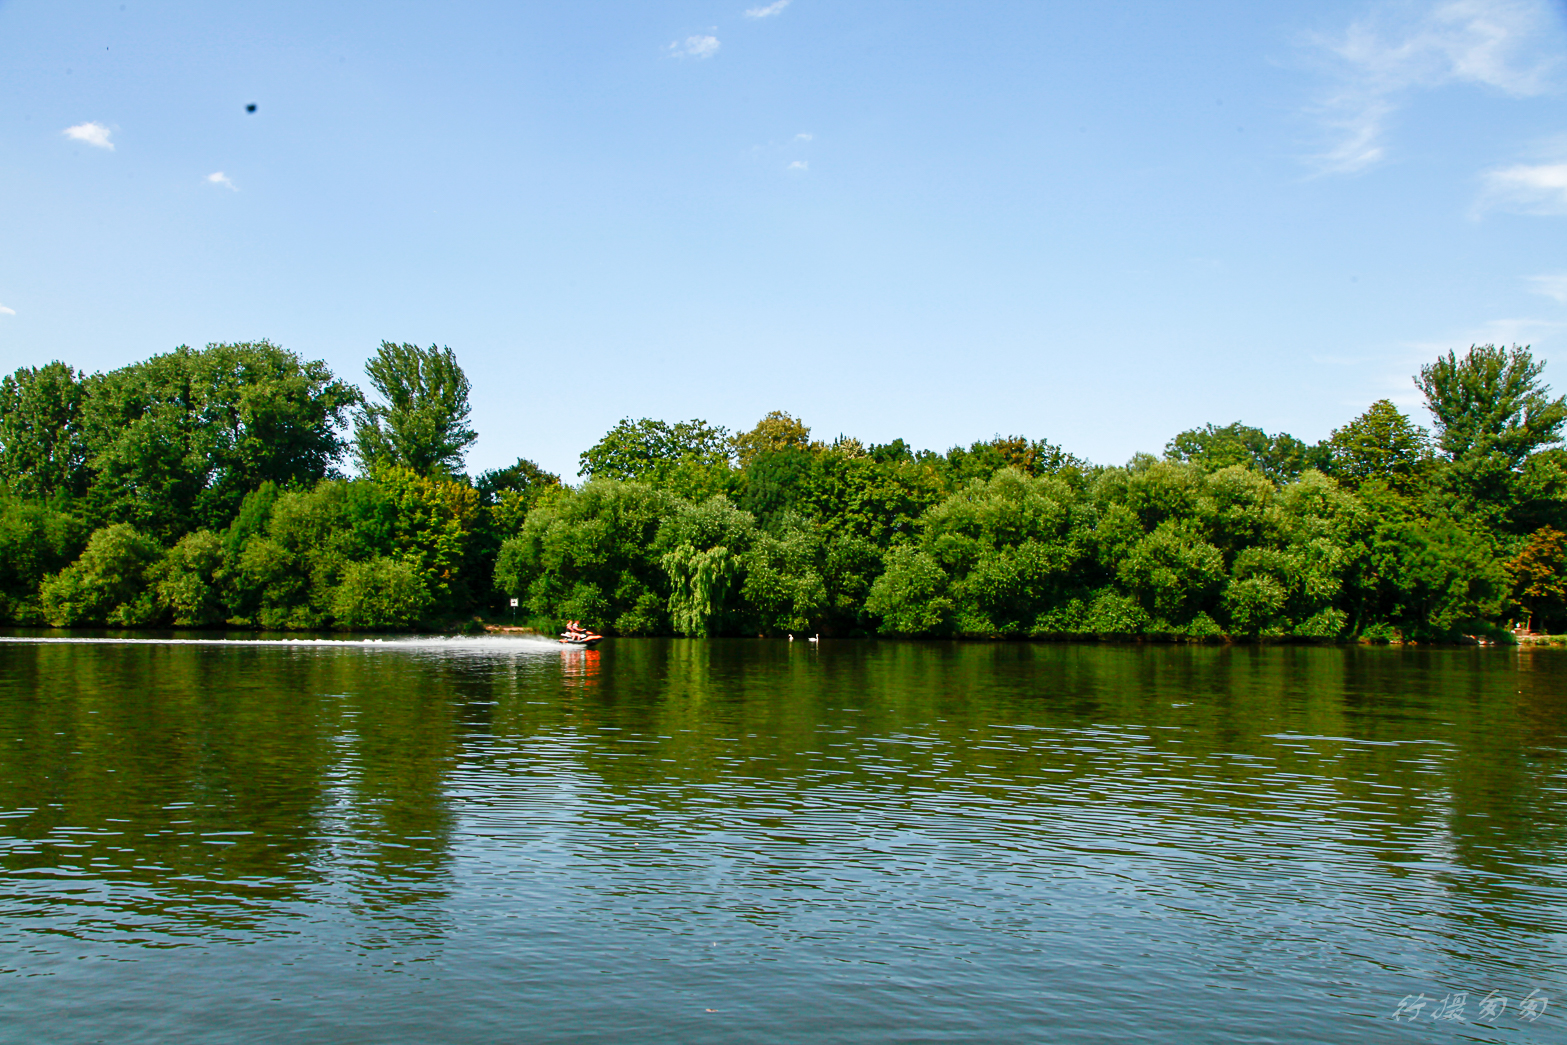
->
[509,598,519,608]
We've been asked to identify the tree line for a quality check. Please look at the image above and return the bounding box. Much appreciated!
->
[0,339,1563,639]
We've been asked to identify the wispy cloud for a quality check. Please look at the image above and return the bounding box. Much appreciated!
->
[1528,272,1567,300]
[206,171,238,191]
[1479,159,1567,213]
[668,35,720,59]
[0,306,14,316]
[746,0,790,17]
[1305,0,1562,173]
[62,121,114,150]
[794,132,813,142]
[787,160,808,171]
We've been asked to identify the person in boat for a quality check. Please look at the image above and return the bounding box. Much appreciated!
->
[563,620,602,642]
[560,622,603,645]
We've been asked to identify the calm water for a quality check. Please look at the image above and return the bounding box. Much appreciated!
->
[0,637,1563,1044]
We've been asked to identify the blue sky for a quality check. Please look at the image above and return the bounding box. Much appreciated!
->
[3,0,1566,478]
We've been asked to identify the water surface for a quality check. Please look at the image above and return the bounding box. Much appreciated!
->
[0,637,1563,1043]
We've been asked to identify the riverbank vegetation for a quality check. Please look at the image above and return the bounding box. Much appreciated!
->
[0,340,1563,641]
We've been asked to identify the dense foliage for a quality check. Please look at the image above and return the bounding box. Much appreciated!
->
[1,340,1563,639]
[0,342,554,630]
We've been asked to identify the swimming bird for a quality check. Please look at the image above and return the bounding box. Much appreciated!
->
[808,634,819,643]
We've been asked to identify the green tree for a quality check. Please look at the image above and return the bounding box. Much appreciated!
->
[151,530,227,626]
[0,496,89,623]
[733,410,812,467]
[81,342,357,536]
[476,457,560,508]
[918,469,1084,635]
[332,557,434,630]
[1165,422,1326,483]
[1416,344,1566,467]
[578,418,732,483]
[742,512,827,634]
[944,435,1081,484]
[656,495,756,636]
[222,482,281,564]
[822,533,885,632]
[374,465,482,614]
[225,479,399,629]
[1386,517,1509,638]
[353,342,477,476]
[800,444,947,546]
[39,523,163,626]
[739,447,815,521]
[866,546,953,635]
[1116,520,1226,627]
[0,362,89,498]
[1326,400,1430,486]
[494,479,678,634]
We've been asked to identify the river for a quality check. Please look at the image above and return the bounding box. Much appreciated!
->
[0,636,1562,1043]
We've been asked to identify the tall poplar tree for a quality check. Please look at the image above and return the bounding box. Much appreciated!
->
[353,342,477,477]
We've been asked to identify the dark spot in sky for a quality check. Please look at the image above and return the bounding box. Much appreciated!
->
[246,104,257,113]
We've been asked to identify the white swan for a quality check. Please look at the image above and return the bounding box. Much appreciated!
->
[807,633,819,643]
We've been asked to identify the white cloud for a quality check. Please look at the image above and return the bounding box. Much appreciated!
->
[668,35,720,59]
[0,306,14,316]
[794,132,813,142]
[787,160,808,171]
[745,0,790,17]
[1479,160,1567,213]
[62,121,114,150]
[1528,272,1567,300]
[1305,0,1562,174]
[206,171,238,191]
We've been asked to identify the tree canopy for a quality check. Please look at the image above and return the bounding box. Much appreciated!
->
[0,361,88,499]
[1,338,1563,638]
[1326,400,1430,486]
[1165,422,1326,483]
[353,342,477,477]
[578,417,732,482]
[1417,344,1566,467]
[733,410,812,467]
[80,341,358,535]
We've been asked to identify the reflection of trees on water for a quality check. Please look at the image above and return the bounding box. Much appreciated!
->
[2,637,1563,973]
[0,642,463,950]
[479,639,1567,955]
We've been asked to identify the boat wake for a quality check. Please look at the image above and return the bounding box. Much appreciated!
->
[0,634,566,652]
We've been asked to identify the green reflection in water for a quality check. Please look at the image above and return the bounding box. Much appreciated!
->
[0,638,1562,1043]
